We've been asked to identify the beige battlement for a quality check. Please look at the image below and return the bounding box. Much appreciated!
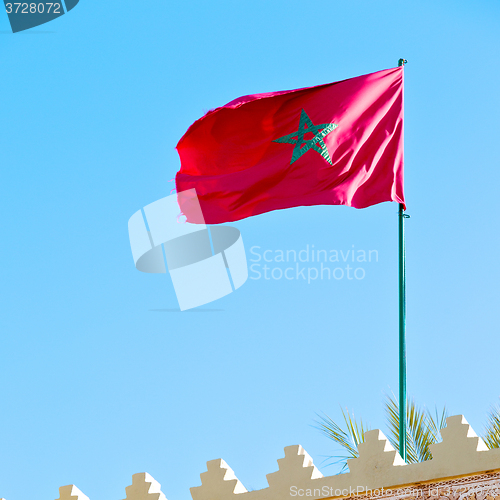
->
[2,415,499,500]
[54,473,169,500]
[191,415,500,500]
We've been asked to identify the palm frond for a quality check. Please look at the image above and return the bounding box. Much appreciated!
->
[428,406,448,437]
[408,398,439,462]
[314,408,371,473]
[384,394,447,463]
[385,394,418,463]
[484,403,500,449]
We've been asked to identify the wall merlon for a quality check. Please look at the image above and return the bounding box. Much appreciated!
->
[57,485,90,500]
[123,472,167,500]
[266,445,323,491]
[191,458,247,500]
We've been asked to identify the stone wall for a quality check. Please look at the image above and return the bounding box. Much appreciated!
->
[4,415,499,500]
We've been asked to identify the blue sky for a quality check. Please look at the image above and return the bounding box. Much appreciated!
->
[1,1,500,499]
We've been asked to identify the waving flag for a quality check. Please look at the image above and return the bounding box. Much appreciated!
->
[176,66,404,224]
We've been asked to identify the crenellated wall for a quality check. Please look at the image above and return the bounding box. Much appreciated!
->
[2,415,500,500]
[190,415,500,500]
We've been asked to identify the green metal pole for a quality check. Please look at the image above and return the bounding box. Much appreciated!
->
[398,202,407,462]
[398,58,407,462]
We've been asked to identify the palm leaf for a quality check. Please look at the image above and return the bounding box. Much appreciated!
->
[428,406,448,438]
[484,403,500,449]
[384,394,447,463]
[314,408,370,472]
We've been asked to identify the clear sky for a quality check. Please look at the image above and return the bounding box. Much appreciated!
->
[1,1,500,499]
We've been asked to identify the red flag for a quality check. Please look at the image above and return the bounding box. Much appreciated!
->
[176,67,404,224]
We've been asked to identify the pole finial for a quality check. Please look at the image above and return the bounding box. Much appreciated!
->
[398,58,407,67]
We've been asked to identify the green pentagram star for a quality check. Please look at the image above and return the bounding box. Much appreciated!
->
[273,109,338,165]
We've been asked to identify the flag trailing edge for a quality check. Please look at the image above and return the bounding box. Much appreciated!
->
[176,66,404,224]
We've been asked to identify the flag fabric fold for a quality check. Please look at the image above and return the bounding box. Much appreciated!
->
[176,66,404,224]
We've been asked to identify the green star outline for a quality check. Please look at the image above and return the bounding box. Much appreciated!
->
[273,109,338,165]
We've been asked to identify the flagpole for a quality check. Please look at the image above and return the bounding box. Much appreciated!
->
[398,201,407,461]
[398,58,408,462]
